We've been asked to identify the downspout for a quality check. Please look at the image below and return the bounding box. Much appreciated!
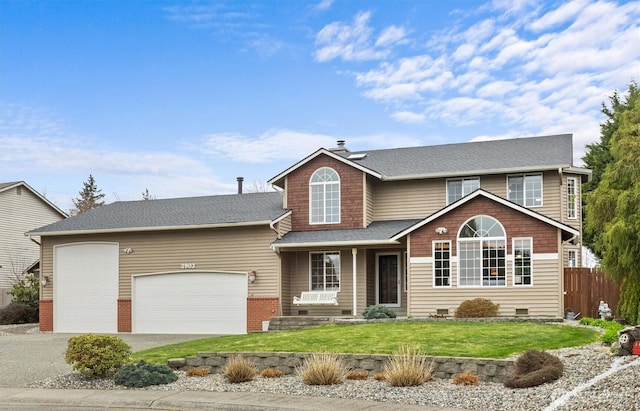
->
[352,248,358,316]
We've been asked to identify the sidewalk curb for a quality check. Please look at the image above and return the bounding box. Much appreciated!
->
[0,388,467,410]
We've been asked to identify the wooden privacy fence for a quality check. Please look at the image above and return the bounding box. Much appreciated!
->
[564,268,621,319]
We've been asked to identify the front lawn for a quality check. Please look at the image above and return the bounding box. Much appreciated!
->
[133,322,598,364]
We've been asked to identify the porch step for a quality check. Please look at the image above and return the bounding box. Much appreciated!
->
[267,316,335,331]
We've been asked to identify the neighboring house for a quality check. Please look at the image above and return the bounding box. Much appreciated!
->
[29,134,591,334]
[0,181,67,307]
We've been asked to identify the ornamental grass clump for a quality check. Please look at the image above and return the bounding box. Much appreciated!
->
[297,352,348,385]
[114,360,178,388]
[504,349,563,388]
[383,344,434,387]
[65,334,132,377]
[222,355,257,383]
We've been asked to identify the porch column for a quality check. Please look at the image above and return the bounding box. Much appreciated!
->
[352,248,358,316]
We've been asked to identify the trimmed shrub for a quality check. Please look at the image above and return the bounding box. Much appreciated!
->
[363,304,397,319]
[452,372,479,385]
[8,274,39,309]
[261,368,284,378]
[114,360,177,388]
[455,298,500,318]
[383,344,434,387]
[222,355,257,383]
[65,334,132,377]
[345,370,369,380]
[504,349,563,388]
[0,302,38,325]
[186,367,211,377]
[297,352,348,385]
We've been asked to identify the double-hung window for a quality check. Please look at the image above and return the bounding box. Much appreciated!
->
[310,252,340,291]
[458,216,506,287]
[513,238,532,285]
[310,167,340,224]
[567,177,577,219]
[447,177,479,204]
[433,241,451,287]
[508,174,542,207]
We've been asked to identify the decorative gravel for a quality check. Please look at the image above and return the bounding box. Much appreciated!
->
[33,342,640,411]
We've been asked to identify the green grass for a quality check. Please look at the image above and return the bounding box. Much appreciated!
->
[133,322,598,364]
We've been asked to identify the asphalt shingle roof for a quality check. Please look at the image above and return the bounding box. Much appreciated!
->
[29,191,286,234]
[272,219,421,246]
[338,134,574,178]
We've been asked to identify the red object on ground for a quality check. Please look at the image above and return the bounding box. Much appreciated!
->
[633,341,640,355]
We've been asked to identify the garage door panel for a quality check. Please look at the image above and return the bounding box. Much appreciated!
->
[54,243,118,333]
[133,272,247,335]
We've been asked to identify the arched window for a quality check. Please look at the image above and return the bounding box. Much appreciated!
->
[309,167,340,224]
[457,215,506,287]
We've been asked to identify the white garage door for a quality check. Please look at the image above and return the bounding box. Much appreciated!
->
[132,272,247,334]
[54,243,119,333]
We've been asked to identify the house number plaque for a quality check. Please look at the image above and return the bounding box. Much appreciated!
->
[180,263,196,269]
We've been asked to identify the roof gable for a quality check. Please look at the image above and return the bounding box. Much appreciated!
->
[0,181,68,218]
[268,148,382,187]
[391,189,579,241]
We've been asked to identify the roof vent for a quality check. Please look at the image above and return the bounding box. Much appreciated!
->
[347,153,367,160]
[237,177,244,194]
[330,140,349,154]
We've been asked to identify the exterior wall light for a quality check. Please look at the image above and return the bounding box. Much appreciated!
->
[41,276,49,287]
[435,227,448,235]
[248,270,257,283]
[123,247,133,254]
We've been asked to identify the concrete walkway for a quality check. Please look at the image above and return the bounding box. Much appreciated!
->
[0,388,466,410]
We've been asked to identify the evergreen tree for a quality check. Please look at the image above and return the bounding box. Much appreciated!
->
[72,174,105,213]
[584,81,640,324]
[583,81,639,255]
[142,188,155,200]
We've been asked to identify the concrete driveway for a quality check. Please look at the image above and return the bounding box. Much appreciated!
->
[0,324,217,388]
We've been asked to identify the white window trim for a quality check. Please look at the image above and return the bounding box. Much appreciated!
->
[309,167,341,225]
[568,249,578,268]
[507,173,543,208]
[433,240,452,288]
[512,237,533,287]
[567,177,578,219]
[375,252,401,307]
[309,251,341,292]
[446,176,480,205]
[456,215,507,288]
[403,251,408,293]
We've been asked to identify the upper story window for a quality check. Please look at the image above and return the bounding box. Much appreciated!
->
[447,177,479,204]
[567,177,578,219]
[458,215,506,287]
[508,174,542,207]
[309,167,340,224]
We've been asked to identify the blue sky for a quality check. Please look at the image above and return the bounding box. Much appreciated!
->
[1,0,639,212]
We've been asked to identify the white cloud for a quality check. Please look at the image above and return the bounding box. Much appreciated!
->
[314,0,334,12]
[314,11,406,62]
[528,1,583,31]
[196,129,338,163]
[391,111,426,124]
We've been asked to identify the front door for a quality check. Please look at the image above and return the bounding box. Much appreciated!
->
[376,253,400,307]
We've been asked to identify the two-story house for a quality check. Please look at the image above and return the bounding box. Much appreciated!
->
[0,181,67,307]
[29,134,590,334]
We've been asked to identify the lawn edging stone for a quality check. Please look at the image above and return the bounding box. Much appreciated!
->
[169,351,514,383]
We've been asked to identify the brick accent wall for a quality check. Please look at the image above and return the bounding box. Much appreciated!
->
[247,297,279,332]
[39,300,53,331]
[410,196,558,257]
[286,154,364,231]
[118,299,131,332]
